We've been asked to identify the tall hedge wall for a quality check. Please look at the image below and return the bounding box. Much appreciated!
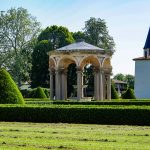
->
[0,105,150,125]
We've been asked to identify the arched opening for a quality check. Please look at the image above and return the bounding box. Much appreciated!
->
[58,56,77,99]
[80,55,100,99]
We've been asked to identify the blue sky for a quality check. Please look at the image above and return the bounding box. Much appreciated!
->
[1,0,150,75]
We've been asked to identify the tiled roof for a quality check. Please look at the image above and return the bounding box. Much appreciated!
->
[144,28,150,49]
[112,79,127,84]
[133,57,150,60]
[57,41,104,51]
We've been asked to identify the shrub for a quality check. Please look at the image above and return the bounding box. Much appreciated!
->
[122,88,136,99]
[43,88,50,98]
[20,89,32,98]
[0,69,24,104]
[30,87,47,98]
[111,83,119,99]
[0,105,150,125]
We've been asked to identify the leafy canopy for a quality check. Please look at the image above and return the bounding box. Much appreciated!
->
[31,25,74,88]
[0,7,41,86]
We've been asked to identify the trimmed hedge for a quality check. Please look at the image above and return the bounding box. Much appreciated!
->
[122,88,136,99]
[25,98,50,101]
[26,101,150,106]
[111,83,119,99]
[30,87,47,98]
[0,69,24,104]
[0,105,150,125]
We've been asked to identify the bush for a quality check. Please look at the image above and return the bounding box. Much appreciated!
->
[43,88,50,98]
[20,89,32,98]
[111,83,119,99]
[0,105,150,125]
[30,87,47,98]
[122,88,136,99]
[0,69,24,104]
[26,101,150,105]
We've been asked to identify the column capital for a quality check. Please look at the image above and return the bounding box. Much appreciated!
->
[103,67,112,75]
[76,66,83,72]
[49,68,55,74]
[60,68,68,75]
[93,67,100,73]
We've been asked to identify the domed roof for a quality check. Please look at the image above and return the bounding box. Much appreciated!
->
[56,41,104,51]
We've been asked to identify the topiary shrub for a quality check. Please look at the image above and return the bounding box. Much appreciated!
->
[43,88,50,98]
[111,83,119,99]
[0,69,24,104]
[122,88,136,99]
[30,87,47,98]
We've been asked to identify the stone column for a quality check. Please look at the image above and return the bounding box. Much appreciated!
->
[50,69,54,100]
[94,71,97,100]
[103,73,106,100]
[106,73,111,100]
[76,67,83,100]
[55,68,61,100]
[61,69,67,100]
[94,68,99,100]
[81,75,84,98]
[99,68,104,100]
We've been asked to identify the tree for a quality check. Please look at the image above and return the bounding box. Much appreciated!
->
[72,31,86,42]
[38,25,74,49]
[114,73,134,89]
[0,7,41,86]
[84,17,115,50]
[0,68,24,104]
[31,25,74,88]
[31,40,52,88]
[113,73,125,81]
[124,74,134,89]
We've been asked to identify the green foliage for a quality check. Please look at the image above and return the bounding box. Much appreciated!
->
[38,25,74,49]
[72,31,86,42]
[31,25,74,88]
[0,105,150,125]
[0,69,24,104]
[111,83,119,99]
[113,73,135,89]
[122,88,136,99]
[84,17,115,50]
[31,40,52,87]
[30,87,47,98]
[25,98,50,101]
[43,88,50,98]
[124,74,134,89]
[26,100,150,105]
[114,73,125,81]
[0,7,41,86]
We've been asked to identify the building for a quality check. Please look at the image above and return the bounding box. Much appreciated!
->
[133,28,150,98]
[48,41,114,100]
[112,79,127,95]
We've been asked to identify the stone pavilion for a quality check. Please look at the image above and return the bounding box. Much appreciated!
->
[48,41,114,100]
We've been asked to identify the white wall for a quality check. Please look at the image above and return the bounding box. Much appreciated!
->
[135,60,150,98]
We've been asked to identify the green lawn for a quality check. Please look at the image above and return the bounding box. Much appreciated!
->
[0,122,149,149]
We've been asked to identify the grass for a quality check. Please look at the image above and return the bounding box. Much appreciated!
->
[0,122,149,149]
